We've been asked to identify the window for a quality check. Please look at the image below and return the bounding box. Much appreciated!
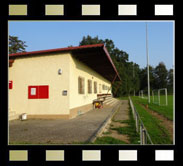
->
[102,84,105,90]
[78,76,85,94]
[107,86,111,91]
[88,79,92,94]
[99,84,102,93]
[94,81,97,94]
[28,85,49,99]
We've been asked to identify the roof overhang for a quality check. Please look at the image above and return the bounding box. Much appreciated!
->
[9,44,121,82]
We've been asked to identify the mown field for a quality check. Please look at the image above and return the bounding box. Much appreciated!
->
[131,95,173,144]
[132,95,173,120]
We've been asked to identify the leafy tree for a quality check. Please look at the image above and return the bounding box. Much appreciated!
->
[9,35,27,54]
[154,62,168,89]
[79,35,140,96]
[79,35,104,46]
[139,65,157,92]
[78,35,172,97]
[167,68,173,93]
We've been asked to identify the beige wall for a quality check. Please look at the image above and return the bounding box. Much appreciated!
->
[9,52,112,118]
[9,53,70,116]
[69,55,111,109]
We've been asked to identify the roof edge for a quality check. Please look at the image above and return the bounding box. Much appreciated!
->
[102,46,121,81]
[9,44,105,57]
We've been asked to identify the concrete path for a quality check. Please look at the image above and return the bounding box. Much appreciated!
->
[100,100,130,143]
[113,100,129,122]
[9,101,120,144]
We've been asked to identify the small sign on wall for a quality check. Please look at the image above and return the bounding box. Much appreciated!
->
[31,88,36,95]
[9,80,13,89]
[62,90,67,96]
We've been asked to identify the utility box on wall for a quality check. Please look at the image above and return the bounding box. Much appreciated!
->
[28,85,49,99]
[9,80,13,89]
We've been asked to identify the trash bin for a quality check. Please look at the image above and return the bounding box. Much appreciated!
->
[21,113,27,120]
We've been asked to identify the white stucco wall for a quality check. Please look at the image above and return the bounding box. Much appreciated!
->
[9,52,70,116]
[69,55,111,109]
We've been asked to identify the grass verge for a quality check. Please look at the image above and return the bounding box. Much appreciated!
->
[132,98,172,144]
[93,100,140,144]
[111,102,140,144]
[132,96,173,121]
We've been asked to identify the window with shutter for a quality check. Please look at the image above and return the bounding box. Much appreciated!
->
[99,84,101,93]
[94,81,97,94]
[78,76,85,94]
[88,79,92,94]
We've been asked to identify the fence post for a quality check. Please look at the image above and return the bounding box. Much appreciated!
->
[140,124,143,145]
[142,129,147,144]
[135,112,139,133]
[129,97,135,120]
[158,89,160,105]
[165,88,168,106]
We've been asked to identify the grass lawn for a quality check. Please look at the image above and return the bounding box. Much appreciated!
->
[110,105,140,144]
[94,136,127,144]
[93,100,140,144]
[132,95,173,121]
[131,97,173,144]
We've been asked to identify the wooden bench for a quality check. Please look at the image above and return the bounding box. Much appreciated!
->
[93,94,112,109]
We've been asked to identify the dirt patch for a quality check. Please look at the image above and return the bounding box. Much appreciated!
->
[139,103,173,141]
[99,100,131,144]
[113,100,129,121]
[110,130,130,143]
[111,121,128,128]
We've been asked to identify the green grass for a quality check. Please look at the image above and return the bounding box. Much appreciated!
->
[111,104,140,144]
[94,136,127,144]
[131,98,172,144]
[132,95,173,121]
[92,100,140,144]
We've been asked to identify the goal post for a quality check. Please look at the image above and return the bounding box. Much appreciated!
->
[139,90,148,99]
[158,88,168,106]
[152,89,159,105]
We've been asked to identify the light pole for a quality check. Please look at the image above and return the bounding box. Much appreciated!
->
[133,63,135,96]
[146,22,150,103]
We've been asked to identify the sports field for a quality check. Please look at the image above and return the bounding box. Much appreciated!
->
[131,95,173,144]
[133,95,173,120]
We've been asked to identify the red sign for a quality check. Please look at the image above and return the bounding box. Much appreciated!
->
[28,85,49,99]
[38,85,49,99]
[28,86,39,99]
[9,81,13,89]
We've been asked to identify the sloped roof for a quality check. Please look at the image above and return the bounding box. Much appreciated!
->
[9,44,120,82]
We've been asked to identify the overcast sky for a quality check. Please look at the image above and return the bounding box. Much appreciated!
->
[9,21,174,70]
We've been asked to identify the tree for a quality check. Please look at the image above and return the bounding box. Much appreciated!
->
[78,36,171,97]
[79,35,140,96]
[79,35,104,46]
[9,35,27,54]
[154,62,168,89]
[167,68,173,94]
[139,65,157,92]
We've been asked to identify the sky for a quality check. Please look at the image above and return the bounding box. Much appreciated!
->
[9,21,174,70]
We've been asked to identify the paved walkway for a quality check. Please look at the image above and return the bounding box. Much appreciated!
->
[113,100,129,122]
[9,102,120,144]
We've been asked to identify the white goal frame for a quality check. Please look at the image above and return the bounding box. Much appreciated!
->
[152,88,168,106]
[158,88,168,106]
[152,89,159,104]
[139,90,148,99]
